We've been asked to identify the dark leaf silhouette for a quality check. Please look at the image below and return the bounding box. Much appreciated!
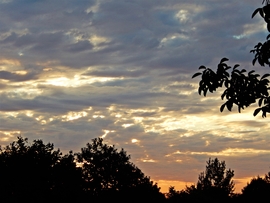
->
[220,103,226,112]
[192,72,202,78]
[220,57,229,63]
[199,65,207,70]
[252,8,263,18]
[253,108,261,116]
[192,1,270,117]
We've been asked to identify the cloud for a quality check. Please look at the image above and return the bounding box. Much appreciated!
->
[0,70,38,81]
[0,0,268,193]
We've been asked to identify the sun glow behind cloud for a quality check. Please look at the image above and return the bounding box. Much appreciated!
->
[166,148,270,157]
[61,111,88,121]
[44,75,117,87]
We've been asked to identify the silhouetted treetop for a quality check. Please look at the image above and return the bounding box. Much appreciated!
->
[0,137,83,202]
[77,137,164,202]
[184,158,234,202]
[241,172,270,202]
[166,158,235,203]
[0,136,165,202]
[196,158,235,195]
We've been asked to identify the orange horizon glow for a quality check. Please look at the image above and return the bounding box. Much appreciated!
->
[156,177,255,194]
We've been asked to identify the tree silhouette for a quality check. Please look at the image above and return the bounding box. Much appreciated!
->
[185,158,234,202]
[0,137,165,202]
[166,186,191,203]
[196,158,235,196]
[77,137,165,202]
[192,1,270,117]
[166,158,235,203]
[241,172,270,202]
[0,137,83,202]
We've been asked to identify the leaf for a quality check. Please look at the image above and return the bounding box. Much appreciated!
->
[226,101,233,111]
[262,79,270,84]
[262,110,267,118]
[220,103,226,112]
[220,58,229,64]
[259,98,264,107]
[254,42,262,48]
[198,86,203,95]
[248,70,255,75]
[238,105,241,113]
[252,8,262,18]
[240,69,246,73]
[224,71,230,78]
[192,72,202,78]
[225,66,231,71]
[203,88,208,96]
[252,58,257,66]
[261,73,270,80]
[233,64,240,70]
[233,69,241,74]
[199,65,206,70]
[224,80,229,88]
[253,108,261,117]
[259,8,264,18]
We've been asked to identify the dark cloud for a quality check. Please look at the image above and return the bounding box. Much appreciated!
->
[66,40,94,52]
[84,68,147,78]
[0,70,38,81]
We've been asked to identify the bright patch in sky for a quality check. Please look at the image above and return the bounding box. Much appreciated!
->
[44,75,116,87]
[233,34,246,39]
[131,139,139,143]
[122,124,134,128]
[176,10,189,22]
[61,111,88,121]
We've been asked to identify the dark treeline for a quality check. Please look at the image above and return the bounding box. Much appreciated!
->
[0,137,269,203]
[0,137,164,203]
[166,158,270,203]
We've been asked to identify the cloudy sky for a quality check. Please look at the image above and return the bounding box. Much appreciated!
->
[0,0,270,193]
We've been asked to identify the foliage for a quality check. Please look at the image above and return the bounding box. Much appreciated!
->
[77,137,164,202]
[166,158,235,203]
[0,136,164,202]
[166,186,190,203]
[183,158,234,202]
[192,1,270,117]
[0,137,83,202]
[196,158,235,197]
[241,172,270,201]
[5,137,270,202]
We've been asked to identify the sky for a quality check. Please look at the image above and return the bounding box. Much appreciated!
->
[0,0,270,193]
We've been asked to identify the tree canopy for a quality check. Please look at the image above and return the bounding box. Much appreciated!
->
[77,137,164,202]
[166,158,235,203]
[196,158,235,196]
[0,136,164,202]
[189,158,234,202]
[2,137,270,202]
[192,1,270,117]
[240,172,270,202]
[0,137,83,202]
